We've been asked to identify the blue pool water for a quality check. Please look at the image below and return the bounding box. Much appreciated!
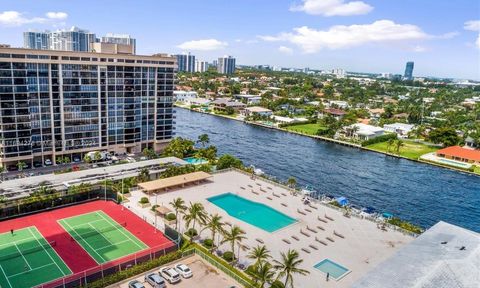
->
[314,259,350,280]
[183,157,208,165]
[207,193,297,232]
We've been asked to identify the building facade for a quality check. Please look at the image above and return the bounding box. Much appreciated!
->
[217,56,236,74]
[23,31,50,50]
[175,53,195,73]
[195,60,209,73]
[23,27,97,52]
[404,61,414,80]
[101,33,136,54]
[0,47,176,170]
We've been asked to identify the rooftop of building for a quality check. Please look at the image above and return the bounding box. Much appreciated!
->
[352,221,480,288]
[245,106,272,113]
[436,146,480,161]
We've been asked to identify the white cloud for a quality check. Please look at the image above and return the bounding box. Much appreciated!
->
[177,39,228,51]
[278,46,293,54]
[464,20,480,31]
[464,20,480,49]
[259,20,430,53]
[290,0,373,16]
[46,12,68,20]
[0,11,68,27]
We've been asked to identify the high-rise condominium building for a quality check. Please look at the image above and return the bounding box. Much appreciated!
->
[404,61,414,80]
[195,60,209,73]
[174,53,195,73]
[217,56,235,74]
[23,27,97,52]
[0,47,176,170]
[23,31,50,50]
[101,33,136,54]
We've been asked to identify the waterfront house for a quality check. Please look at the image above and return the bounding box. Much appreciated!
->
[319,108,346,120]
[233,94,262,105]
[211,98,246,112]
[242,106,273,117]
[383,123,415,138]
[345,123,385,141]
[272,115,308,125]
[436,146,480,165]
[173,90,198,103]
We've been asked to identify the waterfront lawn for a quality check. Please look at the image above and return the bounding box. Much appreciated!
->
[367,140,439,160]
[285,123,327,135]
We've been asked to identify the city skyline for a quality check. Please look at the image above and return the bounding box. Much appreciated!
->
[0,0,478,79]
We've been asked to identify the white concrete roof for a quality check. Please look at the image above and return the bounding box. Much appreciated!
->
[246,106,272,113]
[353,221,480,288]
[350,123,384,135]
[0,157,186,199]
[383,123,415,130]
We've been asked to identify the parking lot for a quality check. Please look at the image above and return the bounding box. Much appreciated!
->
[111,255,240,288]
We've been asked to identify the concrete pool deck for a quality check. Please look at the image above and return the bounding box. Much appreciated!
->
[127,170,414,287]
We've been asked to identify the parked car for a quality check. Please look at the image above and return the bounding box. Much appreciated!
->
[128,280,145,288]
[160,266,181,284]
[175,263,193,278]
[73,157,81,163]
[145,272,166,288]
[44,159,52,166]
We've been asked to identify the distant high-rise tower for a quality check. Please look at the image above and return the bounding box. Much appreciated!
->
[24,27,96,51]
[101,33,136,54]
[175,53,195,72]
[217,56,236,74]
[23,31,50,50]
[404,61,414,80]
[195,60,209,73]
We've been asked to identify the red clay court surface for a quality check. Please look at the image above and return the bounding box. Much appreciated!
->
[0,200,175,275]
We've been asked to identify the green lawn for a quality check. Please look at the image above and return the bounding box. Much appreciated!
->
[285,123,327,135]
[367,140,439,160]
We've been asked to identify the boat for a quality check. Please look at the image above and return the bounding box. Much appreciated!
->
[301,185,316,195]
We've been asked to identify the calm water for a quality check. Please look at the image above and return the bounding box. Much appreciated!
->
[175,108,480,232]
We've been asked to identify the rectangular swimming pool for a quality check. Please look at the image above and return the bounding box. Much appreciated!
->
[207,193,297,232]
[314,259,350,280]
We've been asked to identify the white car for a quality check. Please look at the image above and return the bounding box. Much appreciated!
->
[160,266,181,284]
[175,263,192,278]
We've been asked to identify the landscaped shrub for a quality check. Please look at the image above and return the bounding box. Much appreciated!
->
[165,213,176,221]
[222,251,235,262]
[85,250,183,288]
[361,133,397,147]
[139,197,149,204]
[186,228,198,237]
[150,204,159,211]
[387,217,423,234]
[202,238,213,248]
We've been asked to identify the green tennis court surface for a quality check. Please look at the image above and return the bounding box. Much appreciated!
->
[58,210,148,264]
[0,227,71,288]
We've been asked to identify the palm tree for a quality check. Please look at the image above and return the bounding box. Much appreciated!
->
[251,262,276,288]
[247,245,271,268]
[137,168,150,182]
[170,197,187,230]
[221,225,246,263]
[183,202,207,236]
[17,161,27,171]
[386,138,396,152]
[273,249,309,288]
[394,139,405,155]
[201,213,225,249]
[197,134,210,147]
[287,177,297,189]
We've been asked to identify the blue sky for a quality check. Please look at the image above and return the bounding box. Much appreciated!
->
[0,0,479,79]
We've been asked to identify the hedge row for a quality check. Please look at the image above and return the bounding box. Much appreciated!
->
[85,250,182,288]
[361,133,397,147]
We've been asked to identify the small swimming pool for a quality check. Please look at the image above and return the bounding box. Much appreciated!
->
[207,193,297,232]
[183,157,208,165]
[314,259,350,280]
[437,158,472,169]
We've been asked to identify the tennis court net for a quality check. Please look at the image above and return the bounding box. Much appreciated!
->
[70,222,127,241]
[0,241,56,261]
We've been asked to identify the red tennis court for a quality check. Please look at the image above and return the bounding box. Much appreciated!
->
[0,200,175,275]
